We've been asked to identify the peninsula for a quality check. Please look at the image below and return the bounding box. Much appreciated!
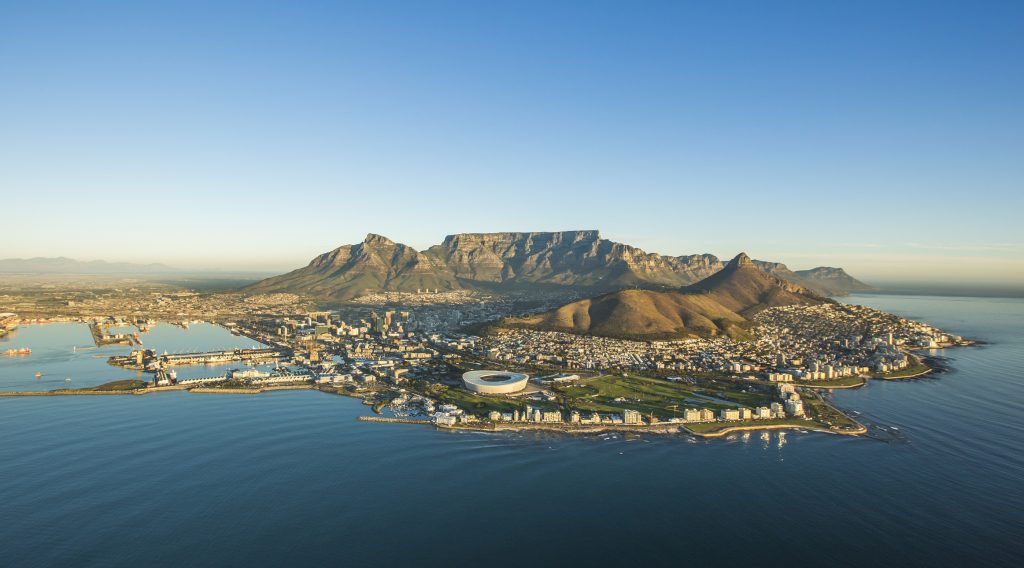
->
[0,231,972,439]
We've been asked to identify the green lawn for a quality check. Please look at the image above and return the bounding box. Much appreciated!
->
[800,391,863,431]
[554,374,773,421]
[684,418,825,434]
[799,376,866,388]
[416,369,779,421]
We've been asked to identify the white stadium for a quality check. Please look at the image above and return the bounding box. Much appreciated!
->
[461,370,530,395]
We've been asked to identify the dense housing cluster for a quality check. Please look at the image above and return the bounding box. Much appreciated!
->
[474,304,965,380]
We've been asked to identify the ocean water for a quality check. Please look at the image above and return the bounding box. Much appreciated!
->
[0,296,1021,567]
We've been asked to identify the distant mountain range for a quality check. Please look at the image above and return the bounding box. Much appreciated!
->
[0,257,174,275]
[500,253,829,340]
[246,230,871,300]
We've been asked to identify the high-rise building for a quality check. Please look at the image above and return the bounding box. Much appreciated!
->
[785,399,805,417]
[720,408,741,421]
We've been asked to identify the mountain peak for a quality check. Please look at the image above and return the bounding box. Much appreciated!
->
[505,249,828,340]
[362,233,396,246]
[729,252,753,267]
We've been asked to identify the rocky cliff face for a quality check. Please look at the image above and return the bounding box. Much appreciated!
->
[426,230,720,289]
[252,234,462,299]
[429,231,605,283]
[245,231,866,301]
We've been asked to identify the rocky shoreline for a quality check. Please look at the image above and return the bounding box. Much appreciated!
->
[365,414,868,438]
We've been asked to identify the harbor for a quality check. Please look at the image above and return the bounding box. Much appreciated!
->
[0,321,273,392]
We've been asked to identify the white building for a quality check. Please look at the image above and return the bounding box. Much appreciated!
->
[784,399,805,417]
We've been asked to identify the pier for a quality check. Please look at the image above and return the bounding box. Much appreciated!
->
[111,347,290,370]
[88,322,137,347]
[159,347,286,366]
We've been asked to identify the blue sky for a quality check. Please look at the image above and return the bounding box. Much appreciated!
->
[1,0,1022,284]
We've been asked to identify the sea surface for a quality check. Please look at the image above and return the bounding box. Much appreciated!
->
[1,296,1022,567]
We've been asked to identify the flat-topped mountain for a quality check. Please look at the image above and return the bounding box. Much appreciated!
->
[246,230,722,300]
[245,231,867,301]
[500,253,829,340]
[425,230,720,289]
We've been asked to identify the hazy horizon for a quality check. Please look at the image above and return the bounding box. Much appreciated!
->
[2,1,1021,286]
[4,231,1024,295]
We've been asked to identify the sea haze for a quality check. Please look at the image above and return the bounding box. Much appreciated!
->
[869,281,1024,299]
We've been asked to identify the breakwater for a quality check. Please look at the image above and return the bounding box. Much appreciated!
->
[0,389,136,397]
[189,387,263,394]
[684,422,867,438]
[357,416,434,425]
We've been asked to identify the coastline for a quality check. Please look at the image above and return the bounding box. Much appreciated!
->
[872,368,932,380]
[871,353,938,380]
[358,414,868,438]
[799,378,868,389]
[683,422,867,438]
[2,382,869,439]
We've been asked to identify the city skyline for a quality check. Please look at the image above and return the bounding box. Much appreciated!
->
[2,1,1022,285]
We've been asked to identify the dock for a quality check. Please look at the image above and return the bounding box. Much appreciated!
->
[158,347,287,366]
[88,322,136,347]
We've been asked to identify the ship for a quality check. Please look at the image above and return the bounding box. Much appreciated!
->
[3,348,31,356]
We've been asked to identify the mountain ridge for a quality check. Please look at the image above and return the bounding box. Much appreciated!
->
[499,252,830,340]
[245,231,869,300]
